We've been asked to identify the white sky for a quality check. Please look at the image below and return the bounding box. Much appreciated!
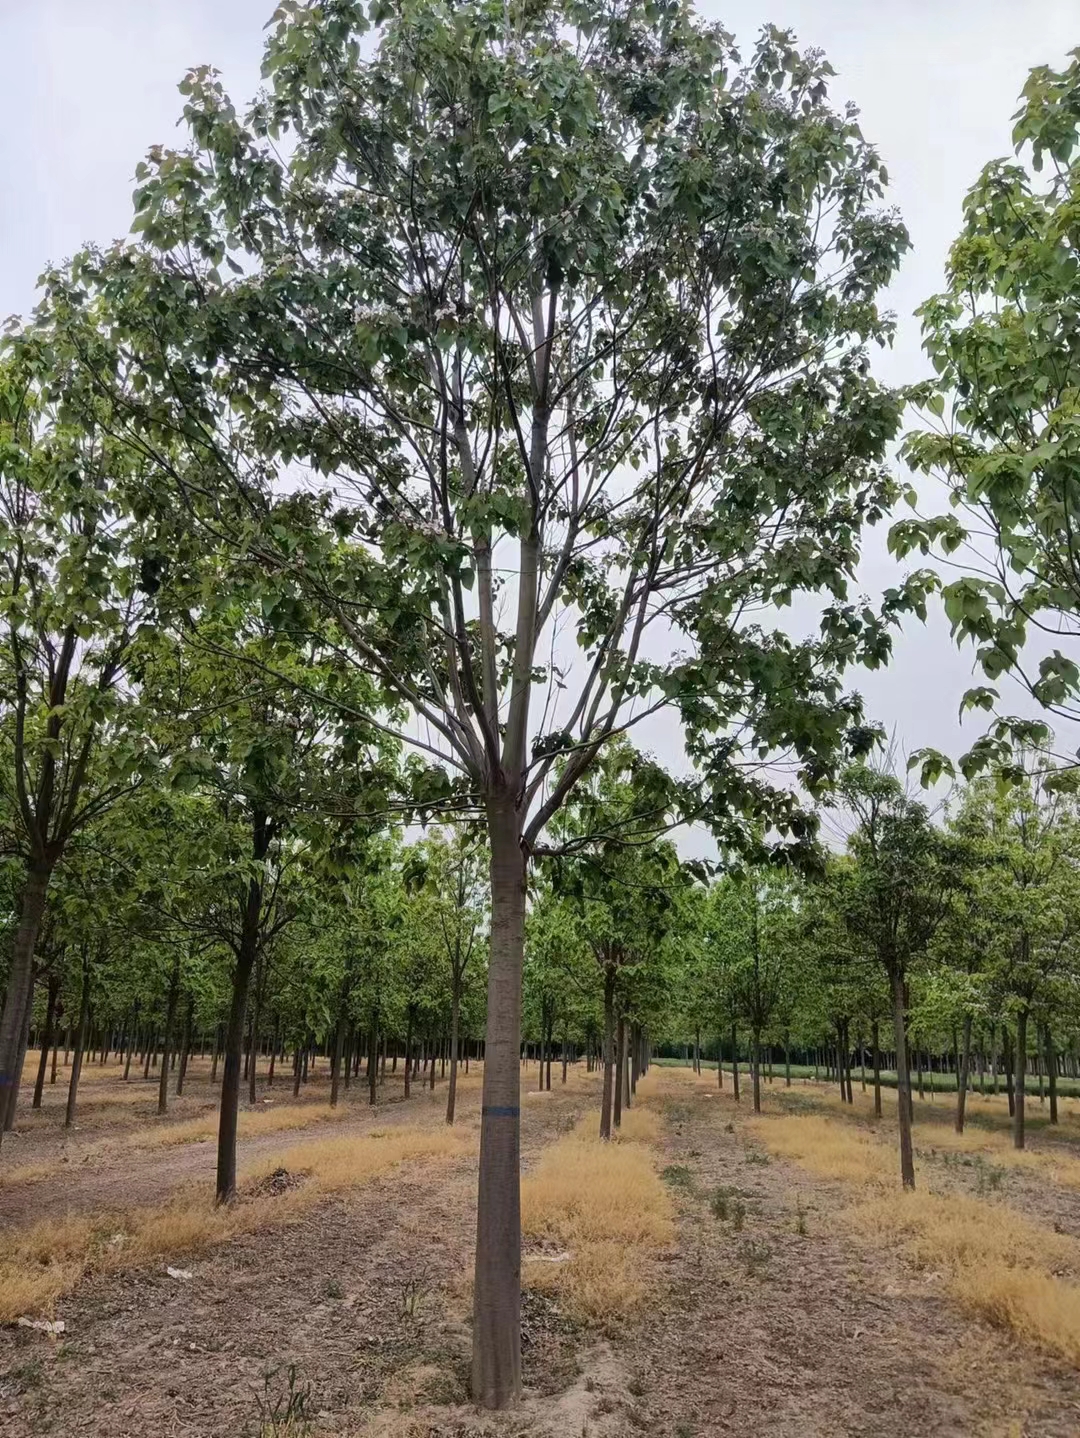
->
[2,0,1077,777]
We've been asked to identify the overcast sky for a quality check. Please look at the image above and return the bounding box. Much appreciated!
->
[1,0,1077,776]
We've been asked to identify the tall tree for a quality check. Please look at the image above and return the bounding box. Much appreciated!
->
[56,4,910,1402]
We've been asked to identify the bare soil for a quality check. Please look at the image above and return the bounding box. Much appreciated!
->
[3,1065,1080,1436]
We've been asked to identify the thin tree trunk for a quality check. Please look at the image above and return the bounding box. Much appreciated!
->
[751,1032,762,1113]
[176,993,194,1097]
[955,1012,973,1135]
[1046,1022,1059,1126]
[32,975,59,1110]
[65,956,92,1129]
[1014,1007,1028,1150]
[614,1015,625,1129]
[890,967,915,1189]
[330,1011,345,1108]
[216,812,269,1204]
[0,866,51,1148]
[368,1013,379,1106]
[158,959,181,1116]
[872,1019,882,1119]
[446,981,461,1124]
[600,968,616,1140]
[404,1009,413,1100]
[731,1023,740,1102]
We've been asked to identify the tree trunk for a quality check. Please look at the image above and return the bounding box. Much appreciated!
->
[65,956,92,1129]
[330,1003,347,1109]
[1014,1008,1028,1150]
[600,970,616,1139]
[614,1015,625,1129]
[404,1009,413,1100]
[368,1014,379,1106]
[731,1023,740,1102]
[751,1032,762,1113]
[0,866,51,1147]
[871,1020,882,1119]
[216,813,269,1204]
[955,1012,973,1135]
[889,967,915,1189]
[32,976,58,1111]
[471,796,526,1410]
[1046,1022,1059,1126]
[158,959,181,1116]
[176,994,194,1097]
[1004,1026,1015,1118]
[717,1035,724,1090]
[446,982,461,1124]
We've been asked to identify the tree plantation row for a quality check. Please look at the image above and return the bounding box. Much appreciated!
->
[3,0,1080,1408]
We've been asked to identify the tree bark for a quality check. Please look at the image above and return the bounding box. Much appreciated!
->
[158,958,181,1116]
[471,795,526,1410]
[368,1013,379,1106]
[871,1019,882,1119]
[0,865,51,1147]
[215,811,270,1204]
[65,955,92,1129]
[614,1014,625,1129]
[890,967,915,1189]
[955,1012,973,1135]
[599,967,616,1140]
[176,993,194,1097]
[446,981,461,1124]
[330,1001,347,1109]
[404,1008,413,1100]
[731,1023,740,1102]
[1014,1007,1028,1150]
[751,1031,762,1113]
[33,975,59,1110]
[1046,1022,1059,1126]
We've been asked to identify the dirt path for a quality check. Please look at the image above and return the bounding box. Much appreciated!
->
[0,1075,474,1231]
[618,1076,1080,1438]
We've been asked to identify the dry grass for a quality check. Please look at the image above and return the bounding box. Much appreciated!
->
[132,1102,346,1149]
[0,1159,59,1190]
[244,1124,467,1191]
[776,1084,1080,1191]
[521,1106,673,1324]
[750,1099,1080,1367]
[850,1190,1080,1365]
[0,1123,470,1323]
[748,1112,901,1188]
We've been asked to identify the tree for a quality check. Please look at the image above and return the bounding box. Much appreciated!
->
[834,767,960,1187]
[412,831,487,1124]
[54,3,911,1403]
[0,344,181,1140]
[892,51,1080,779]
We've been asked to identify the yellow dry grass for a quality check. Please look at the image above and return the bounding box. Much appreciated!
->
[850,1190,1080,1366]
[132,1102,346,1149]
[0,1123,470,1323]
[750,1100,1080,1367]
[520,1106,673,1324]
[749,1112,901,1187]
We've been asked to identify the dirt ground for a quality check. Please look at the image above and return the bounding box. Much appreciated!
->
[3,1061,1080,1436]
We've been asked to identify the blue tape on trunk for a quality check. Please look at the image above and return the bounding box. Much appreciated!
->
[482,1105,520,1117]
